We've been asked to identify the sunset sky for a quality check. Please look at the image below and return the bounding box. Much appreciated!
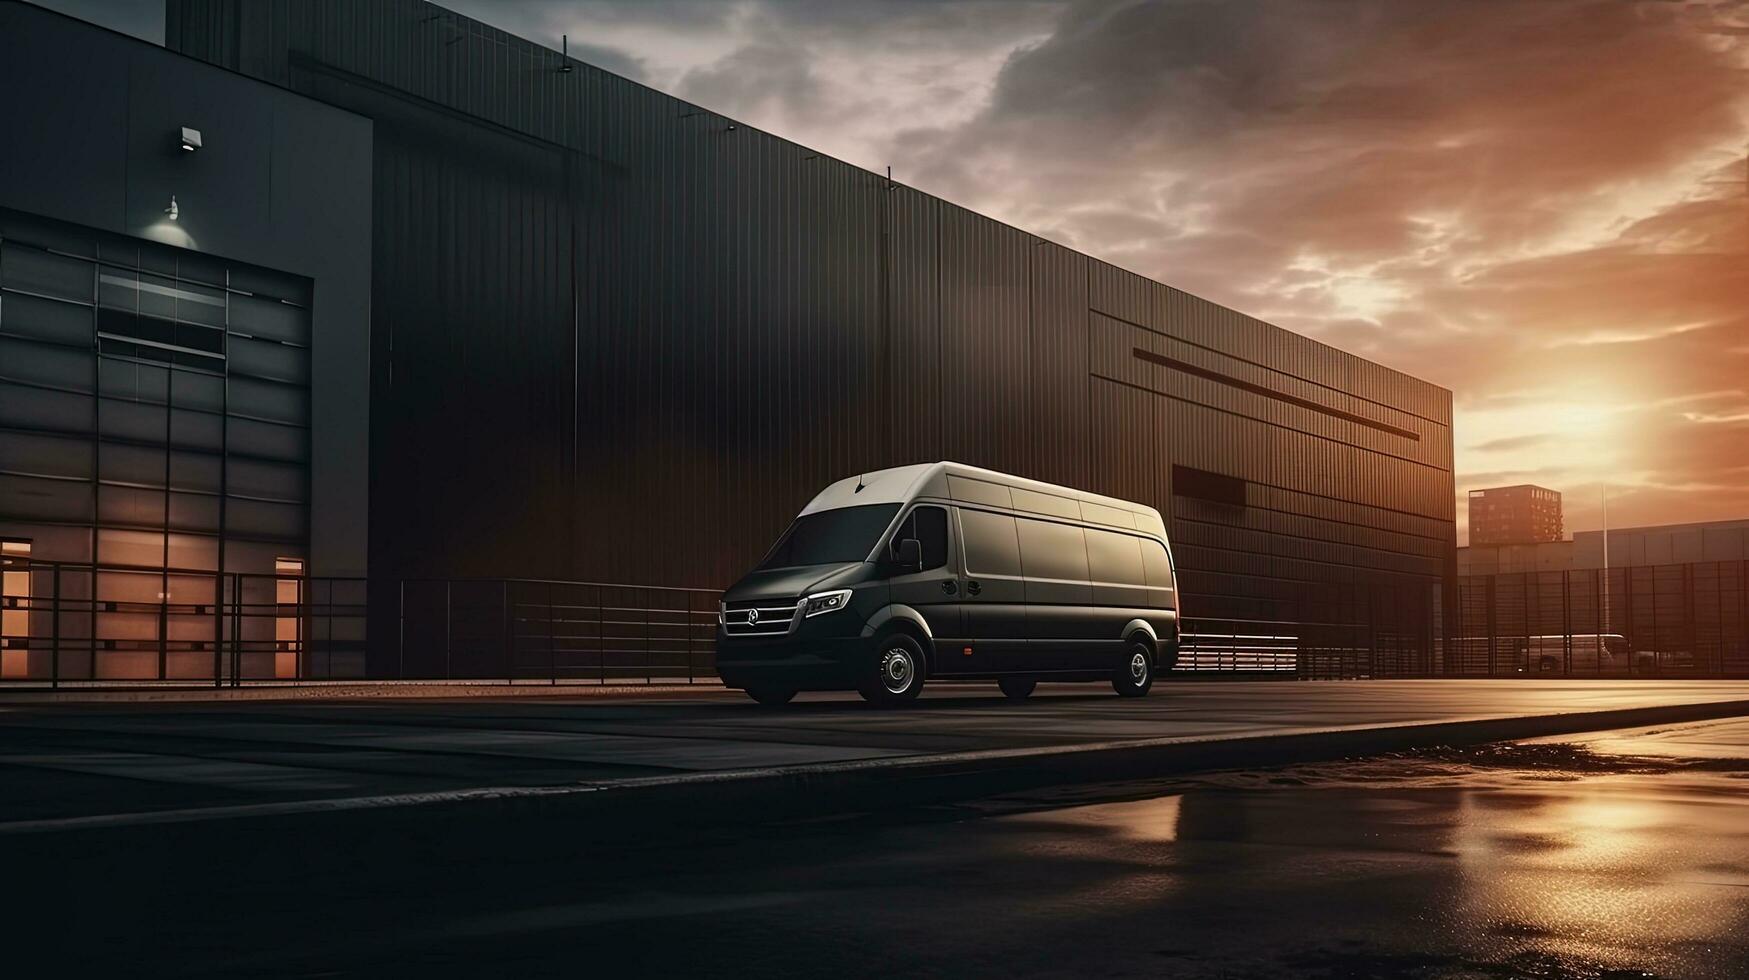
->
[55,0,1749,543]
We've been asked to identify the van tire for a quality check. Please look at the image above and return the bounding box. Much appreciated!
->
[745,685,796,707]
[858,632,926,707]
[998,676,1037,700]
[1113,638,1154,697]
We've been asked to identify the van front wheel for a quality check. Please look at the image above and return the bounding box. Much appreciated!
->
[1113,639,1154,697]
[858,634,926,707]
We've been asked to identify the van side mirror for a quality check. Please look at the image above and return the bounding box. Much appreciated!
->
[892,537,922,573]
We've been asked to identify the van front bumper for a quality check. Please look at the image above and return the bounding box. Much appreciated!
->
[714,634,870,691]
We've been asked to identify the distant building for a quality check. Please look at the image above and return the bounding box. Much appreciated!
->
[1459,518,1749,576]
[1468,485,1562,546]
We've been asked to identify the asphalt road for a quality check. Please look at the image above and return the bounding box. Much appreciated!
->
[4,679,1749,825]
[19,714,1749,978]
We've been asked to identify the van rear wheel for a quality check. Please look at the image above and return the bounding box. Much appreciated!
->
[745,685,796,707]
[858,633,926,707]
[1113,639,1154,697]
[998,676,1037,700]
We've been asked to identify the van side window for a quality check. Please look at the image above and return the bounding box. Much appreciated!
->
[893,506,948,572]
[1140,538,1174,588]
[1086,529,1145,586]
[1015,518,1089,583]
[960,509,1021,577]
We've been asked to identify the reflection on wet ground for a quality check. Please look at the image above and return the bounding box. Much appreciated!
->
[968,720,1749,979]
[42,720,1749,978]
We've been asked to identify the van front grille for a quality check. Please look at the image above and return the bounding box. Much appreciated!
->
[723,599,800,637]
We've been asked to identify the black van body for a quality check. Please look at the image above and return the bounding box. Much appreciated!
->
[716,463,1180,706]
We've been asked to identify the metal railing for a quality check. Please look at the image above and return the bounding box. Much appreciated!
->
[0,557,366,687]
[7,558,1742,686]
[1452,560,1749,677]
[397,578,722,684]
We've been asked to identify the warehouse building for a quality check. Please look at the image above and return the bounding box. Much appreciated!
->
[0,1,1456,680]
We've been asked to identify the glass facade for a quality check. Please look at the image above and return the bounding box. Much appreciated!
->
[0,210,312,678]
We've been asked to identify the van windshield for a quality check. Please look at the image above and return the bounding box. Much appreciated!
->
[758,504,900,570]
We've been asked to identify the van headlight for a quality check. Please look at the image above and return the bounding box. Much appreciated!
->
[717,601,726,626]
[802,589,853,618]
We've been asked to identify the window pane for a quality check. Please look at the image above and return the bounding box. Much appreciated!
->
[1,244,92,302]
[960,509,1020,577]
[229,293,307,345]
[170,368,224,413]
[226,458,304,503]
[99,358,168,404]
[1086,529,1145,586]
[0,431,91,480]
[99,398,168,443]
[169,408,223,451]
[228,376,307,425]
[225,497,306,540]
[0,337,92,392]
[168,451,221,494]
[757,504,899,570]
[168,491,220,533]
[98,484,165,526]
[1016,518,1088,583]
[0,382,91,434]
[894,506,947,571]
[1,290,90,346]
[99,443,166,487]
[227,416,306,462]
[228,336,307,384]
[0,473,92,522]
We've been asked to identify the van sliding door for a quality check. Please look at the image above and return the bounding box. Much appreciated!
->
[1015,518,1097,671]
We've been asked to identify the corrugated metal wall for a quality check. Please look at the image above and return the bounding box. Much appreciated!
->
[167,0,1457,667]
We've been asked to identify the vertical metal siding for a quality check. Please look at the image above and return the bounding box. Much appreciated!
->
[168,0,1457,668]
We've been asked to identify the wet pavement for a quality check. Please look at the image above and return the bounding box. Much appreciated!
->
[26,716,1749,977]
[3,679,1747,824]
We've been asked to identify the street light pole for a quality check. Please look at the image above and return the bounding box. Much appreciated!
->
[1600,483,1610,634]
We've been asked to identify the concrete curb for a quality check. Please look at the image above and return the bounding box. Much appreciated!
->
[8,697,1749,849]
[0,681,731,705]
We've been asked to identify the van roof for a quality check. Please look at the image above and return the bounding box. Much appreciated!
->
[799,462,1168,538]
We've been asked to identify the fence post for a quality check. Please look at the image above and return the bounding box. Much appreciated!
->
[398,580,406,680]
[686,591,695,684]
[548,582,557,687]
[645,586,652,685]
[503,579,512,686]
[598,587,605,685]
[1567,570,1581,679]
[1485,576,1498,676]
[50,563,61,690]
[231,573,242,688]
[213,570,224,689]
[445,580,453,681]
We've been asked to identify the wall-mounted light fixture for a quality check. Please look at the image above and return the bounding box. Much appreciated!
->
[164,196,179,221]
[179,126,202,152]
[558,35,574,73]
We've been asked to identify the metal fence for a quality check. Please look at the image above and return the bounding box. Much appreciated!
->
[396,579,722,684]
[1451,560,1749,677]
[7,557,1745,686]
[0,557,366,687]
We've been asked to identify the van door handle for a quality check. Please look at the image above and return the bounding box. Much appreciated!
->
[940,579,957,595]
[966,580,982,596]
